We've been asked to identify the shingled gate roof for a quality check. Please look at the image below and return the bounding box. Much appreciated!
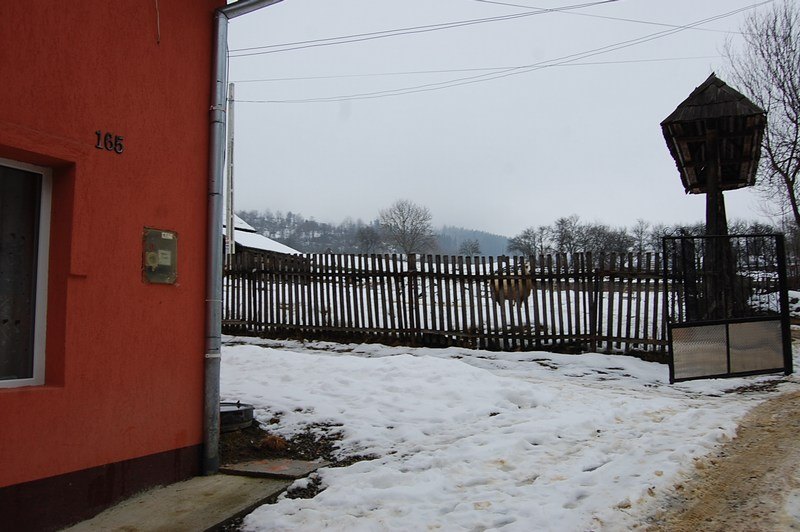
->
[661,73,766,194]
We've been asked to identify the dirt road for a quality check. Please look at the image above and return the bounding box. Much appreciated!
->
[642,389,800,531]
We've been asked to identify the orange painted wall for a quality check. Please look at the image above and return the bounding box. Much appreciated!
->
[0,1,225,487]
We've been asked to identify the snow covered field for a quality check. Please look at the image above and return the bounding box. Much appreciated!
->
[221,336,800,531]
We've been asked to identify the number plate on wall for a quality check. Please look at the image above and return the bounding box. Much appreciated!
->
[143,228,177,284]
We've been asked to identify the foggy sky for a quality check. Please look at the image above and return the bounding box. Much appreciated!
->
[227,0,776,237]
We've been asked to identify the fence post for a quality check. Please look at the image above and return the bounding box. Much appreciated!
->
[658,250,668,355]
[776,236,793,374]
[407,253,420,345]
[590,252,603,353]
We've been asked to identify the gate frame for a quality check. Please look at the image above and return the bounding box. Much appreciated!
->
[663,234,793,383]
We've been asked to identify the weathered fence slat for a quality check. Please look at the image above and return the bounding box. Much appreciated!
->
[555,254,566,346]
[530,255,542,348]
[614,254,625,350]
[547,255,558,345]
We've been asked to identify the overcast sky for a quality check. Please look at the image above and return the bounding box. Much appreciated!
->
[227,0,775,237]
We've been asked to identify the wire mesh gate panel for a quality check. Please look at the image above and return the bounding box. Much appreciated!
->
[663,234,793,383]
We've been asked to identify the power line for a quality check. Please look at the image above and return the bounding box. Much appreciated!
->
[234,66,521,83]
[472,0,748,34]
[556,55,724,66]
[228,0,618,57]
[231,56,722,84]
[235,2,767,104]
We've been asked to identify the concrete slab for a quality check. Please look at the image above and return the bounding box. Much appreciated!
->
[220,458,330,480]
[63,474,291,532]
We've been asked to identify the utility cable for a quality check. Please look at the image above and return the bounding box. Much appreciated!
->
[472,0,751,34]
[228,0,618,57]
[231,56,722,84]
[235,2,767,104]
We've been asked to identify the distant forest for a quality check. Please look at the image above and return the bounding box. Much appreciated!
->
[236,209,507,255]
[237,208,786,256]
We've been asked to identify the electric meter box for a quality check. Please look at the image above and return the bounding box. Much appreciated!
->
[143,227,177,284]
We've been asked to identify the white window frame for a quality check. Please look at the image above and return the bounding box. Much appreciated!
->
[0,157,51,388]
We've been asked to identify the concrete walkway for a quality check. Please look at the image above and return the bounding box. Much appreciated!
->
[64,474,291,532]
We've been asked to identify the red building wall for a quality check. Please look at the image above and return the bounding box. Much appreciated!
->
[0,0,225,513]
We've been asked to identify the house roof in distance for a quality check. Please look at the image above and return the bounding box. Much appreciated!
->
[233,215,257,232]
[224,214,300,254]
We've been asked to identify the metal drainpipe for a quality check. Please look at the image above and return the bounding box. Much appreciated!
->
[205,0,283,476]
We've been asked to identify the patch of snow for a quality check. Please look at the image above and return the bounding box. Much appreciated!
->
[288,477,312,492]
[219,338,800,531]
[785,474,800,524]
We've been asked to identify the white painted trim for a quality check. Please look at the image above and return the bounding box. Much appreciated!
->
[0,157,51,388]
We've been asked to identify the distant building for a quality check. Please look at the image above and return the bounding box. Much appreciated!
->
[225,214,301,255]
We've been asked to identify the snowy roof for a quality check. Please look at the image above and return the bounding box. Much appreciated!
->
[222,214,300,254]
[232,229,300,254]
[229,214,256,232]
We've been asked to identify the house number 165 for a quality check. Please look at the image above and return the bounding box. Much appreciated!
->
[95,130,125,154]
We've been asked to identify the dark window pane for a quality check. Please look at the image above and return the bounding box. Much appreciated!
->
[0,165,41,381]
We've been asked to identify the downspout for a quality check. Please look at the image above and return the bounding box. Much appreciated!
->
[205,0,283,476]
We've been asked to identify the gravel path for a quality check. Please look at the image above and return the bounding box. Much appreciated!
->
[642,389,800,531]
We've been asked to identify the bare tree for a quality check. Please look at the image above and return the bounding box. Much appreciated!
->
[507,227,539,256]
[458,238,482,256]
[533,225,551,255]
[632,219,651,253]
[647,223,670,254]
[552,215,582,253]
[724,1,800,227]
[378,199,436,254]
[356,225,383,254]
[581,223,633,252]
[507,226,551,255]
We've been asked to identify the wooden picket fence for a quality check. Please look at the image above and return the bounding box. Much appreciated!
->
[223,251,669,358]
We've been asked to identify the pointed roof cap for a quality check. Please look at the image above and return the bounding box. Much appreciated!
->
[661,73,765,125]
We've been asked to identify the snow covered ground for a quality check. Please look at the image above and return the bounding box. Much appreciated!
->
[221,336,800,531]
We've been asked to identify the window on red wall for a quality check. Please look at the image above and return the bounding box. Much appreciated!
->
[0,158,51,388]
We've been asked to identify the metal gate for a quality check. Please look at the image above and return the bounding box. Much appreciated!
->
[662,234,793,383]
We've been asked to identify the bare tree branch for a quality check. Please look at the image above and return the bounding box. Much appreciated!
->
[378,199,436,254]
[725,1,800,227]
